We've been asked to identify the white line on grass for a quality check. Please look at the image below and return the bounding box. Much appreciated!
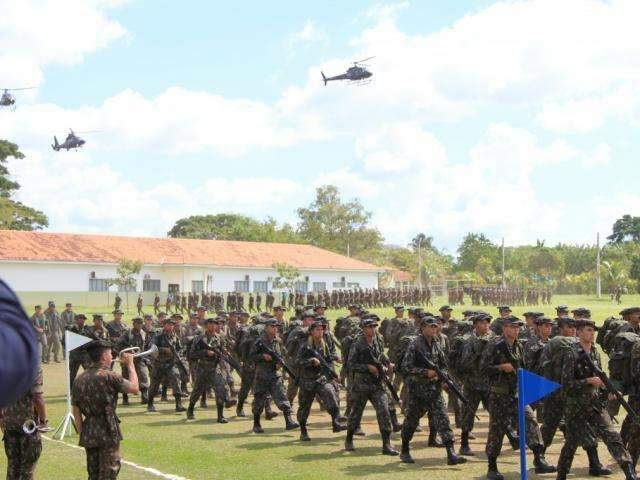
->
[43,436,190,480]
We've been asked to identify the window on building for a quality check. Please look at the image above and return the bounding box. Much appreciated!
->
[234,281,249,292]
[312,282,326,292]
[332,281,346,288]
[253,281,268,293]
[117,281,137,292]
[143,279,161,292]
[295,281,308,294]
[192,280,204,293]
[347,282,360,289]
[89,278,109,292]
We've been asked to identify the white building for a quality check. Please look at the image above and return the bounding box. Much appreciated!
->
[0,231,382,306]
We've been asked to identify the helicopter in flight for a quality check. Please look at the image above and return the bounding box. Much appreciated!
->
[321,57,375,85]
[1,87,36,110]
[52,130,87,151]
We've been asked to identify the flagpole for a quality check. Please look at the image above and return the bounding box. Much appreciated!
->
[517,368,528,480]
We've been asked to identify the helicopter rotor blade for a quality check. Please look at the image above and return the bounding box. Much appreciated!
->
[354,56,375,64]
[4,87,37,91]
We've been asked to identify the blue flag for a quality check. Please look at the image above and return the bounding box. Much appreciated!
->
[517,368,561,480]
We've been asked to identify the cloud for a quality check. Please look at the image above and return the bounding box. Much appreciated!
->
[7,149,303,236]
[288,20,327,48]
[0,0,129,91]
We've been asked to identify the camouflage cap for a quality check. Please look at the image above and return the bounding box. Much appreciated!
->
[534,316,553,326]
[360,317,378,328]
[263,318,278,326]
[273,305,284,311]
[302,309,316,318]
[393,305,404,311]
[132,316,143,324]
[419,316,439,327]
[462,310,476,317]
[555,305,569,313]
[571,307,591,316]
[470,312,492,323]
[92,313,104,320]
[85,339,113,352]
[557,316,576,327]
[143,313,153,319]
[113,309,123,315]
[497,305,512,312]
[502,315,524,327]
[439,305,453,312]
[620,307,640,317]
[575,319,599,331]
[74,313,87,321]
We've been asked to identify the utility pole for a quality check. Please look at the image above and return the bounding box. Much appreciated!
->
[417,238,423,289]
[501,237,506,288]
[596,232,601,298]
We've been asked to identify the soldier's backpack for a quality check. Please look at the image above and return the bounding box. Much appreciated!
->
[448,333,469,374]
[395,334,418,376]
[541,336,578,382]
[458,334,491,376]
[239,323,264,362]
[608,332,640,388]
[600,317,627,354]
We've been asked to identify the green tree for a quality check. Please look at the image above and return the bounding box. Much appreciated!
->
[296,185,383,258]
[0,139,48,230]
[272,262,301,293]
[455,233,499,272]
[112,258,143,310]
[608,214,640,243]
[168,213,302,243]
[528,245,564,279]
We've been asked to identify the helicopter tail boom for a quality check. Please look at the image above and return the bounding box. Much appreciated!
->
[52,136,60,151]
[321,71,327,86]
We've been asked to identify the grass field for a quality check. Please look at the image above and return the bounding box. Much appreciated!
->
[5,294,639,480]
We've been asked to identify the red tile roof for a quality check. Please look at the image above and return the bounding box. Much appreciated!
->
[392,270,415,282]
[0,231,381,271]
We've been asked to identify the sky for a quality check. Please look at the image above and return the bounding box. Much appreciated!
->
[2,0,640,256]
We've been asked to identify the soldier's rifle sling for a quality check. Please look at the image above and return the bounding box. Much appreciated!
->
[307,348,339,381]
[366,347,400,402]
[256,339,298,384]
[580,351,640,425]
[415,348,480,420]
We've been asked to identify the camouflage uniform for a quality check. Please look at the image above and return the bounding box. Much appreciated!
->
[628,342,640,466]
[480,334,546,469]
[117,328,150,402]
[400,334,456,450]
[1,369,43,480]
[146,332,184,411]
[556,342,634,477]
[345,335,392,437]
[181,322,203,385]
[72,366,131,480]
[459,331,494,435]
[296,337,342,436]
[67,323,94,388]
[45,309,63,363]
[249,331,294,421]
[30,312,48,363]
[187,331,230,420]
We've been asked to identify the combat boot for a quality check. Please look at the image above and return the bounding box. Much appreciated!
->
[175,397,186,413]
[345,430,355,451]
[236,401,246,417]
[445,443,467,466]
[265,401,278,420]
[186,403,195,420]
[200,393,208,409]
[506,429,520,450]
[354,424,366,436]
[224,399,237,409]
[399,437,414,464]
[140,388,148,405]
[146,400,157,413]
[390,409,402,433]
[427,430,444,448]
[533,445,557,474]
[331,417,347,433]
[586,447,613,476]
[459,431,475,456]
[121,393,129,406]
[217,404,228,424]
[487,457,504,480]
[555,468,568,480]
[622,462,638,480]
[381,431,399,456]
[253,414,264,434]
[284,410,299,431]
[299,422,310,442]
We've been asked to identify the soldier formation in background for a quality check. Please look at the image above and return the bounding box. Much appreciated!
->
[14,289,640,480]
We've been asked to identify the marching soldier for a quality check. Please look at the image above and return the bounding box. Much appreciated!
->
[88,314,109,341]
[72,340,139,480]
[296,317,346,441]
[153,294,160,316]
[30,305,48,363]
[136,295,143,316]
[67,314,93,388]
[399,315,466,465]
[344,316,397,456]
[249,318,299,433]
[146,318,186,413]
[182,313,204,404]
[480,315,555,479]
[114,294,122,312]
[117,317,150,405]
[0,368,46,480]
[556,319,637,480]
[187,317,235,423]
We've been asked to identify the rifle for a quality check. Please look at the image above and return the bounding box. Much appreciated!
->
[210,345,242,374]
[305,346,339,381]
[255,339,298,383]
[414,348,479,420]
[365,347,400,402]
[580,350,640,425]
